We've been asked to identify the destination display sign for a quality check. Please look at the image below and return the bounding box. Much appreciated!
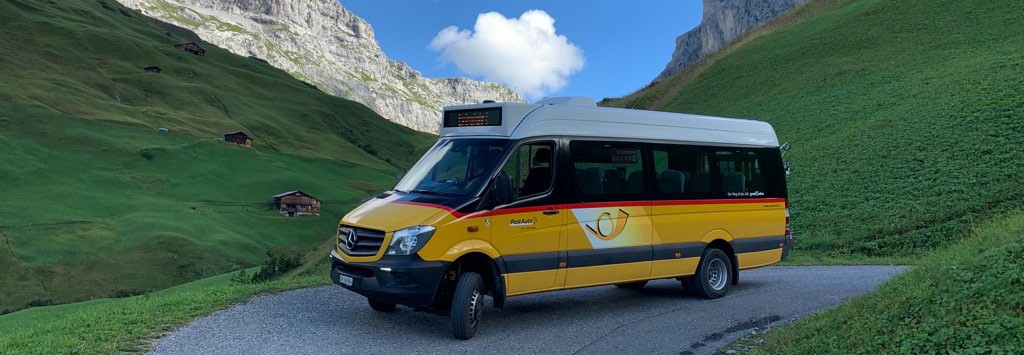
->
[443,107,502,127]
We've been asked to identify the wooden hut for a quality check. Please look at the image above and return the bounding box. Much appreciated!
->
[272,191,321,217]
[223,131,252,147]
[174,42,206,56]
[143,66,162,73]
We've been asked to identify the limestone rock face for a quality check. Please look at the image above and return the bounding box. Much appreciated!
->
[655,0,808,81]
[121,0,522,132]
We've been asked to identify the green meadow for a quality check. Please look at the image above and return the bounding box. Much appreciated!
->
[0,0,433,313]
[610,0,1024,259]
[608,0,1024,352]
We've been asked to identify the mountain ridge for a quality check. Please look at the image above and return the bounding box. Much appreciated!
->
[656,0,808,81]
[121,0,523,133]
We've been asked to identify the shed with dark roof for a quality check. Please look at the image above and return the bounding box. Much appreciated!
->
[272,191,321,217]
[223,131,252,147]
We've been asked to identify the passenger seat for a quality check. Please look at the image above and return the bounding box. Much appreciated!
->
[625,171,644,194]
[604,169,626,194]
[658,170,686,194]
[689,172,713,194]
[579,168,604,195]
[722,171,746,193]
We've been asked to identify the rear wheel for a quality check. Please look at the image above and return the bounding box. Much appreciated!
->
[685,248,732,299]
[615,280,649,290]
[450,272,485,340]
[367,298,397,312]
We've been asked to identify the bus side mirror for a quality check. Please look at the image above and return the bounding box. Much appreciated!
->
[491,174,513,206]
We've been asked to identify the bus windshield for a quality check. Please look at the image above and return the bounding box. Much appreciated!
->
[395,138,511,197]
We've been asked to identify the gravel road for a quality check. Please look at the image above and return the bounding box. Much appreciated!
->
[150,266,905,355]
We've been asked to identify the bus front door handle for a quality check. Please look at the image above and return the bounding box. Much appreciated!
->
[543,210,560,215]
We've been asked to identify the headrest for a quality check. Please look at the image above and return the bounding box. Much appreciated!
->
[533,147,551,164]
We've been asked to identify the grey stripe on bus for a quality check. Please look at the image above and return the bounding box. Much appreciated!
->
[500,237,785,274]
[732,236,787,254]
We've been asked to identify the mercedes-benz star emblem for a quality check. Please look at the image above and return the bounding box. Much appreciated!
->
[344,229,359,249]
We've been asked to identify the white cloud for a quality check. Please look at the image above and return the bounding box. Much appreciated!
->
[429,10,585,99]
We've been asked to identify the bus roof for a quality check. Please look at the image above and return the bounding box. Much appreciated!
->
[439,97,780,148]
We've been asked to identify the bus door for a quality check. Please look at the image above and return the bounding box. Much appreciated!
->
[489,140,566,296]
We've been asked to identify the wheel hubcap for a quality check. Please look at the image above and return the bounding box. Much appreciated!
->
[468,289,481,326]
[707,258,728,291]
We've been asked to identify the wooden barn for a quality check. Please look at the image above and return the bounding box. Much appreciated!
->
[174,42,206,56]
[272,191,321,217]
[223,131,252,147]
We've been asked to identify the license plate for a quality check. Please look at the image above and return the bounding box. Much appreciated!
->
[338,274,354,286]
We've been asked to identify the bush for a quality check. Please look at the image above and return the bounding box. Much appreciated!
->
[246,251,302,283]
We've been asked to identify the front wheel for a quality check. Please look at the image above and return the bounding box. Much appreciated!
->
[450,272,485,340]
[685,248,732,299]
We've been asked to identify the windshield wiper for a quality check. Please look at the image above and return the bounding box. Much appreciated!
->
[410,189,450,196]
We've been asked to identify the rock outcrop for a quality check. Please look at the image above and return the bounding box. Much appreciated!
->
[655,0,808,81]
[121,0,522,133]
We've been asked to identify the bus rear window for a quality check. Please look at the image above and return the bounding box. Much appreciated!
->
[712,148,786,198]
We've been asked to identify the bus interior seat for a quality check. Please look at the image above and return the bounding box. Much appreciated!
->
[658,170,686,194]
[748,172,765,192]
[604,169,626,194]
[520,148,552,196]
[722,171,746,193]
[689,172,713,193]
[626,171,644,193]
[579,167,604,195]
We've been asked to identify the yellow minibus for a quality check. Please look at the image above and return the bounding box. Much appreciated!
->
[331,97,792,339]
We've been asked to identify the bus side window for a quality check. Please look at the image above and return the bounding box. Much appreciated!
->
[569,141,648,202]
[499,142,554,200]
[652,144,713,199]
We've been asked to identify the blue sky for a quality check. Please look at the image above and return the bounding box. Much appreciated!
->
[342,1,703,101]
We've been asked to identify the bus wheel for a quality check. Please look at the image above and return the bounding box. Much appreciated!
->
[450,272,484,340]
[615,280,648,290]
[686,248,732,299]
[367,298,397,312]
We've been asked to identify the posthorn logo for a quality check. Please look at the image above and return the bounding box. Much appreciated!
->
[585,209,630,240]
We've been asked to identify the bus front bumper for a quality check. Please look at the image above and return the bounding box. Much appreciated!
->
[330,250,447,307]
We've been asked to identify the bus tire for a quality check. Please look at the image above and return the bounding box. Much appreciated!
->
[615,280,648,290]
[687,248,732,299]
[367,298,397,312]
[450,272,485,340]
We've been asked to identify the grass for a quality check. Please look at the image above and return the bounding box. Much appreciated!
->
[0,0,434,313]
[607,0,1024,258]
[603,0,1024,353]
[752,212,1024,354]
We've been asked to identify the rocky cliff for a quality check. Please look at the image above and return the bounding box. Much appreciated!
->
[655,0,808,81]
[120,0,522,133]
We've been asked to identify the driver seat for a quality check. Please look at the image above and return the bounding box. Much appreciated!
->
[520,148,552,196]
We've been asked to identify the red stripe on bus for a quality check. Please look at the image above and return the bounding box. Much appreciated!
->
[393,198,786,219]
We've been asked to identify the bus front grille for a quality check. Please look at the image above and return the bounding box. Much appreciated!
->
[338,225,386,256]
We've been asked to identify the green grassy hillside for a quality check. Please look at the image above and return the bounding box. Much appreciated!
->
[755,212,1024,354]
[608,0,1024,259]
[0,0,434,313]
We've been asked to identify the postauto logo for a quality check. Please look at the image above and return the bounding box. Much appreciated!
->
[573,207,646,249]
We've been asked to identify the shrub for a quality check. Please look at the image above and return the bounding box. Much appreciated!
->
[247,251,302,283]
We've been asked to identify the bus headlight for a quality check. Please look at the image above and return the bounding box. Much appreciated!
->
[386,226,436,255]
